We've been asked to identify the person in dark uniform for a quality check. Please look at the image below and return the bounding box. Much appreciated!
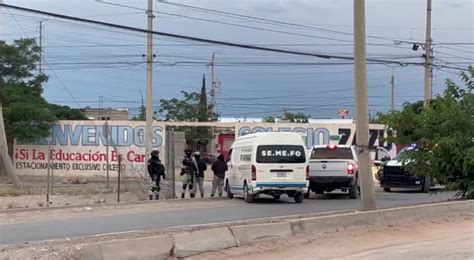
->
[147,150,165,200]
[192,151,207,198]
[181,148,198,198]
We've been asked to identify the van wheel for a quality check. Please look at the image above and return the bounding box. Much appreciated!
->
[243,183,253,203]
[294,192,304,203]
[348,184,358,199]
[226,181,233,199]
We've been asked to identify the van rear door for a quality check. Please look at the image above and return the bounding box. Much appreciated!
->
[255,145,307,186]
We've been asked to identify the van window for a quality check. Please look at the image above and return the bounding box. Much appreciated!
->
[256,145,306,164]
[310,147,353,160]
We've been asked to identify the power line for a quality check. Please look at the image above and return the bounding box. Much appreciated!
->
[158,1,410,43]
[96,1,358,43]
[434,42,474,45]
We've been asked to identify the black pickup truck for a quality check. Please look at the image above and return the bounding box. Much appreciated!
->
[379,147,432,193]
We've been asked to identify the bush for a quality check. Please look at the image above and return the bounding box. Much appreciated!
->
[378,66,474,199]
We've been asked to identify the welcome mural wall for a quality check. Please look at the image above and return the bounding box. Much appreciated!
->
[13,121,166,177]
[13,121,394,177]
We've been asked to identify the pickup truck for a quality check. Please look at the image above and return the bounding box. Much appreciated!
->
[307,145,359,199]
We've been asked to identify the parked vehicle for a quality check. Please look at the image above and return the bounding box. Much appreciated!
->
[308,144,359,199]
[379,147,432,193]
[224,132,309,203]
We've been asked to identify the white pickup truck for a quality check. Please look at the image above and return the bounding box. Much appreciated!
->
[307,145,359,199]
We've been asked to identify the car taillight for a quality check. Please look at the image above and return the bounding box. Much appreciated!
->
[251,165,257,181]
[347,162,355,175]
[306,165,310,180]
[327,144,337,150]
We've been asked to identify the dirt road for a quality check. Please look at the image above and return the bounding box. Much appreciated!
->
[192,215,474,260]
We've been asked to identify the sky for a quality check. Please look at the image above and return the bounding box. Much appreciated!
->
[1,0,473,120]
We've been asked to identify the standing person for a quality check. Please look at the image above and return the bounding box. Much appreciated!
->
[192,151,207,198]
[147,150,165,200]
[211,154,228,197]
[181,148,197,198]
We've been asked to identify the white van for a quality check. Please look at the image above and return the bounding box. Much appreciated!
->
[224,132,309,203]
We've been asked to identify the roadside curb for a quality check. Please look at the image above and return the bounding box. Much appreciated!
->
[78,200,473,259]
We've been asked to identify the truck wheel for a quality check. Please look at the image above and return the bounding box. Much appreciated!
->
[421,178,431,193]
[294,192,304,203]
[383,187,391,192]
[348,184,358,199]
[243,182,253,203]
[226,181,233,199]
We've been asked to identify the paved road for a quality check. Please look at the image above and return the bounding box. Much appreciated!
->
[0,189,454,245]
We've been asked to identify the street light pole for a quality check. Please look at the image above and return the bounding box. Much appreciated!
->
[391,72,395,112]
[423,0,432,106]
[354,0,376,211]
[145,0,154,167]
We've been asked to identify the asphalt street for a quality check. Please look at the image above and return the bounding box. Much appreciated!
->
[0,189,454,245]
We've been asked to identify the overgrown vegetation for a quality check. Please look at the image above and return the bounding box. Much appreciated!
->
[377,66,474,199]
[1,38,86,143]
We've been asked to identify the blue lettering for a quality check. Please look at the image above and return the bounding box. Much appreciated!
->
[251,127,266,134]
[53,124,82,146]
[81,125,96,146]
[96,125,109,146]
[152,126,163,148]
[117,126,133,146]
[134,126,146,147]
[314,128,330,145]
[238,127,250,136]
[306,128,314,148]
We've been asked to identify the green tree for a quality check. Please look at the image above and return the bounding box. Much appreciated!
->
[158,76,216,145]
[378,66,474,198]
[198,74,208,122]
[262,116,276,123]
[159,91,201,122]
[196,75,210,144]
[1,39,87,187]
[131,104,146,121]
[282,110,310,123]
[1,39,55,142]
[49,104,87,120]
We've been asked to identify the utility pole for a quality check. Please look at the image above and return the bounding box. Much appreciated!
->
[391,72,395,112]
[139,90,145,119]
[38,20,44,75]
[145,0,154,167]
[354,0,376,211]
[210,52,217,112]
[105,120,110,190]
[210,53,217,159]
[99,95,103,120]
[423,0,432,106]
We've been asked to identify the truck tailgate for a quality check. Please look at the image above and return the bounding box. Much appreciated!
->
[309,160,349,177]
